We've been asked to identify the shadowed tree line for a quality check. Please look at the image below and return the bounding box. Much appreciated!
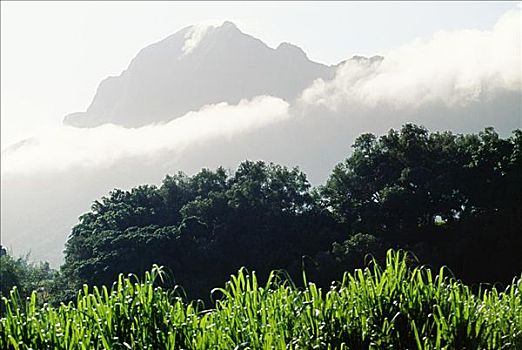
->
[2,124,521,303]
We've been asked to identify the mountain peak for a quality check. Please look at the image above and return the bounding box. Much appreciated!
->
[178,21,243,57]
[220,20,238,30]
[276,42,308,59]
[63,22,335,128]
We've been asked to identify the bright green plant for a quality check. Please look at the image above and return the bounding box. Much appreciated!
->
[1,250,520,349]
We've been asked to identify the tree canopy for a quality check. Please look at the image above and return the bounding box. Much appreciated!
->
[51,125,522,301]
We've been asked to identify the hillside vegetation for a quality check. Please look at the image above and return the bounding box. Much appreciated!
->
[53,125,522,302]
[1,124,521,349]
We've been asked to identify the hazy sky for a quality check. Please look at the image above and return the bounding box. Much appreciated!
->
[1,1,519,148]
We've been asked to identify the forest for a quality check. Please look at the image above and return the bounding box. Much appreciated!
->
[1,124,521,348]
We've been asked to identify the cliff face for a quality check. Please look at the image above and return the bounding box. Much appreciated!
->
[64,21,335,128]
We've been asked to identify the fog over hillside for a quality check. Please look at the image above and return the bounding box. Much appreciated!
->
[2,10,521,266]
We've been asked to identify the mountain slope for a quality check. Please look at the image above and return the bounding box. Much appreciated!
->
[64,21,335,127]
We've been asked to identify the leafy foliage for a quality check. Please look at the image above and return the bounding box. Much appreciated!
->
[1,251,520,349]
[6,125,520,306]
[61,161,339,300]
[0,249,57,308]
[56,125,522,301]
[320,125,522,285]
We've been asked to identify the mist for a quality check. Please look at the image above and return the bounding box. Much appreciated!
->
[2,96,289,175]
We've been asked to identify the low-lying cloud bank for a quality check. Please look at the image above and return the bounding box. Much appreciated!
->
[300,9,520,110]
[2,96,290,174]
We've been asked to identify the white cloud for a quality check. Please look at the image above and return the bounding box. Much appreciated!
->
[2,96,290,175]
[300,9,521,110]
[180,20,229,57]
[180,24,212,57]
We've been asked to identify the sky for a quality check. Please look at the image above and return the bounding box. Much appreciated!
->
[1,1,519,149]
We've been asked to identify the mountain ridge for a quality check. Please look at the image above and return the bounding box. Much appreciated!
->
[64,21,336,128]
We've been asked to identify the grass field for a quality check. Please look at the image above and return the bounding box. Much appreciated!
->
[1,250,521,349]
